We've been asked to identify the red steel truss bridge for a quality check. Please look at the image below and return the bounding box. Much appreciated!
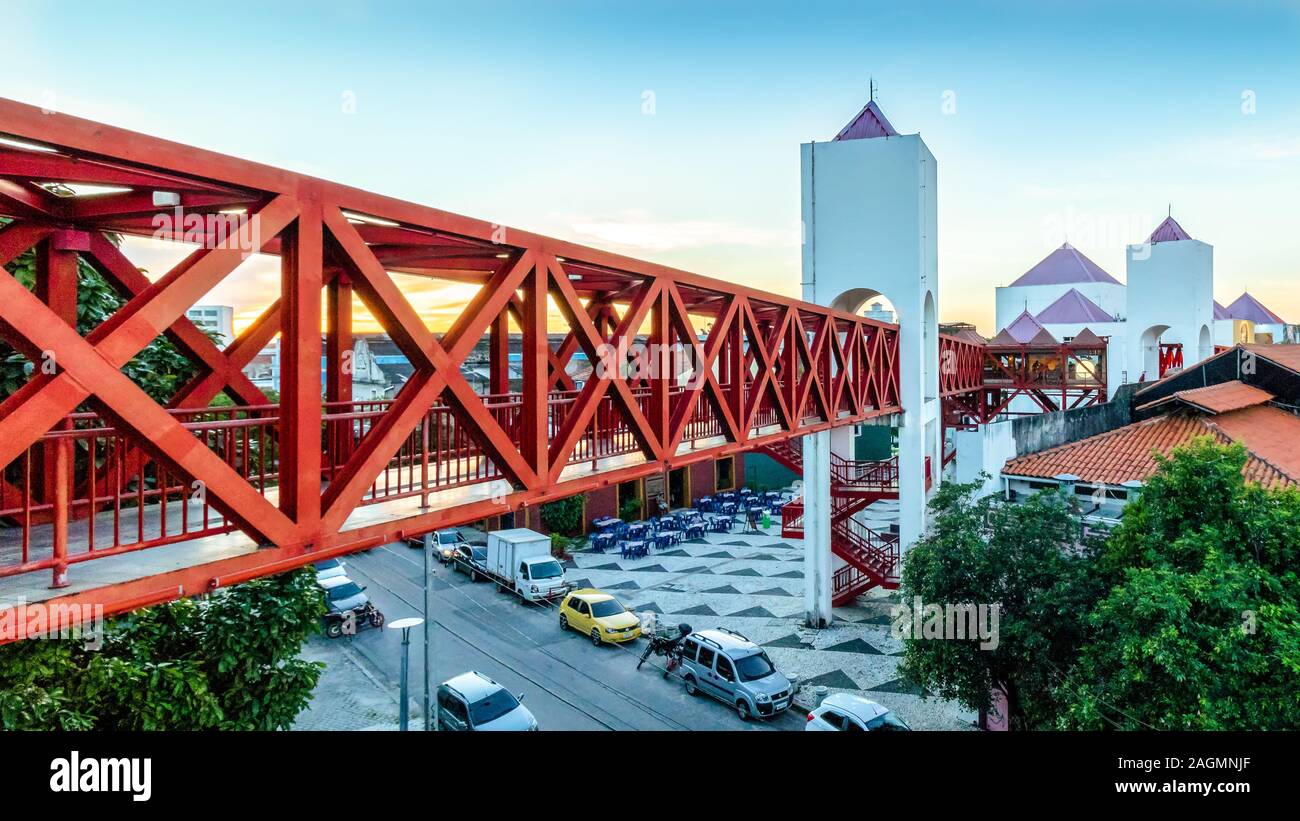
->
[0,98,928,638]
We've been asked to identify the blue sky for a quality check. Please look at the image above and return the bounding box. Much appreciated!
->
[3,0,1298,333]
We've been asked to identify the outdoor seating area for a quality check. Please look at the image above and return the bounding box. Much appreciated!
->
[586,487,792,556]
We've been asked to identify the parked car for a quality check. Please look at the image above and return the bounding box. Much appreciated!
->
[678,628,793,720]
[806,693,911,732]
[318,575,385,638]
[450,544,488,581]
[558,589,642,646]
[436,671,537,731]
[409,529,468,564]
[313,557,347,581]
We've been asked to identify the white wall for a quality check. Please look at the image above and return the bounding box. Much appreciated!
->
[1125,239,1214,379]
[953,421,1017,498]
[800,133,940,553]
[994,281,1126,332]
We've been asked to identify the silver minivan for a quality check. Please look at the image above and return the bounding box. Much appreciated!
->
[678,628,793,720]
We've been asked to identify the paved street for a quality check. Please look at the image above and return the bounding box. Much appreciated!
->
[294,538,807,731]
[294,517,975,731]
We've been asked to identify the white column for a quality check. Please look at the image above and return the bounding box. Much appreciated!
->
[803,429,833,628]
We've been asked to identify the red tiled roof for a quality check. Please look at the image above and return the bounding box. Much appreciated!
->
[1138,380,1275,415]
[1212,405,1300,483]
[1244,343,1300,373]
[1003,406,1300,490]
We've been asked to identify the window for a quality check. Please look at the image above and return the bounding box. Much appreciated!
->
[468,689,520,726]
[590,599,624,618]
[575,600,590,616]
[696,646,716,671]
[865,711,911,732]
[438,690,468,724]
[679,639,699,663]
[735,651,775,682]
[715,655,734,682]
[716,457,735,491]
[819,710,848,730]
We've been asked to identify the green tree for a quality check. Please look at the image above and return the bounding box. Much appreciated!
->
[0,568,325,730]
[540,493,586,536]
[1059,439,1300,730]
[898,477,1106,730]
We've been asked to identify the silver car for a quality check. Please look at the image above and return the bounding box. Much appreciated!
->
[678,628,793,720]
[436,671,538,731]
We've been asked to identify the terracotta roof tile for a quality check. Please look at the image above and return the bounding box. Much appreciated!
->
[1003,407,1300,490]
[1138,380,1275,415]
[1209,405,1300,483]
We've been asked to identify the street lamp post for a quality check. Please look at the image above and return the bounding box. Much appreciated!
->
[388,617,424,731]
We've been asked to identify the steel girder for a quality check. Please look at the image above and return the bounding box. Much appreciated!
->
[0,97,903,637]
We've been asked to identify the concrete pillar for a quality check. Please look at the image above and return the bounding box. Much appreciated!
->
[803,429,833,628]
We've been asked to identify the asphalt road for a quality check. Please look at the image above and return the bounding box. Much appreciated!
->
[328,541,807,731]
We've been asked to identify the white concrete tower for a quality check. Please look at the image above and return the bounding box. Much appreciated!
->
[1125,216,1214,379]
[799,99,941,626]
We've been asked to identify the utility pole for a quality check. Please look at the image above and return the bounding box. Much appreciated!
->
[423,531,434,731]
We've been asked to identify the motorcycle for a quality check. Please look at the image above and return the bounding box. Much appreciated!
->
[637,622,693,678]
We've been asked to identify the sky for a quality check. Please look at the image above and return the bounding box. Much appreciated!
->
[2,0,1298,335]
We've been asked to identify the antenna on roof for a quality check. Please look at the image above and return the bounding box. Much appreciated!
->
[869,77,877,103]
[1168,203,1171,218]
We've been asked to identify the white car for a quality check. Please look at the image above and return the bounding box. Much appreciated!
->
[314,558,347,581]
[806,693,911,732]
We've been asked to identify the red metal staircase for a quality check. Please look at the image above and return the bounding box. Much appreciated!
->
[761,439,901,606]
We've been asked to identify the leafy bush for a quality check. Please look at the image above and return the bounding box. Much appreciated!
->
[619,496,642,521]
[539,494,586,536]
[0,568,325,730]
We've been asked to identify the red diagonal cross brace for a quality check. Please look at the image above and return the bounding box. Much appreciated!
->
[0,195,298,471]
[0,271,298,546]
[317,207,538,532]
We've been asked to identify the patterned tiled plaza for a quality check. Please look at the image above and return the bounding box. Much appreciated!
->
[567,514,977,731]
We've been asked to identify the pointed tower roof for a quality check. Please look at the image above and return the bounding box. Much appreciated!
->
[833,100,899,141]
[1147,215,1193,244]
[1214,300,1230,320]
[1028,327,1060,347]
[1225,292,1285,324]
[1067,328,1107,348]
[1000,309,1050,343]
[1035,288,1116,324]
[1008,243,1121,287]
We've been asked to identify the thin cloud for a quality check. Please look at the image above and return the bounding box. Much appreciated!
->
[558,210,798,253]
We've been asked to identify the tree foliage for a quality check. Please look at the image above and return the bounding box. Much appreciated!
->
[540,493,586,536]
[898,477,1105,730]
[900,438,1300,731]
[0,569,325,730]
[1058,439,1300,730]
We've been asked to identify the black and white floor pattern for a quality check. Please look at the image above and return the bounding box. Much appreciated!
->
[568,522,976,731]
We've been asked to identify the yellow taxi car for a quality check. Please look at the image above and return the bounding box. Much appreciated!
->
[558,589,642,646]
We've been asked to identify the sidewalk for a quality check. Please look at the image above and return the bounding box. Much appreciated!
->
[294,637,401,731]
